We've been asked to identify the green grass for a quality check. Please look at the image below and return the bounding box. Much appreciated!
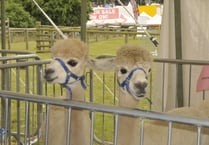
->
[1,35,158,144]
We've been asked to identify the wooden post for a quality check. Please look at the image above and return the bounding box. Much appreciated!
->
[36,21,41,51]
[1,0,6,132]
[6,19,11,50]
[125,34,128,44]
[1,0,6,54]
[174,0,183,107]
[81,0,87,42]
[25,29,29,50]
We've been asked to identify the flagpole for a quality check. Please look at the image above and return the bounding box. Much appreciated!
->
[32,0,68,39]
[117,0,159,47]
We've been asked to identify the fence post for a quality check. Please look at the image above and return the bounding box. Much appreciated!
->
[0,0,7,136]
[174,0,183,107]
[36,21,41,51]
[25,29,29,50]
[125,34,128,44]
[81,0,87,42]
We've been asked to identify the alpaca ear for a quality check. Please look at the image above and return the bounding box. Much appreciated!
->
[143,62,152,73]
[87,55,116,71]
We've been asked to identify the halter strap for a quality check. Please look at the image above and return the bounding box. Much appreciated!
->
[117,67,147,96]
[55,58,86,99]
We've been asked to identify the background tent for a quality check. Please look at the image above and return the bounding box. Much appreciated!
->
[87,3,162,27]
[153,0,209,111]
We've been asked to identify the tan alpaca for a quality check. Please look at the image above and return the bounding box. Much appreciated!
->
[142,103,209,145]
[95,44,209,145]
[43,38,117,145]
[115,45,152,145]
[43,39,92,145]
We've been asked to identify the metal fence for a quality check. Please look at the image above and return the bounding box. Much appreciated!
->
[1,53,209,145]
[0,91,209,145]
[153,58,209,111]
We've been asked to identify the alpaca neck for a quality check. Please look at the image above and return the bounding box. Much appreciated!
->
[63,82,86,101]
[118,90,140,145]
[119,91,139,108]
[48,82,90,145]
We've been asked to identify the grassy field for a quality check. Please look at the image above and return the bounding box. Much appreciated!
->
[2,35,158,144]
[8,36,157,107]
[7,35,157,58]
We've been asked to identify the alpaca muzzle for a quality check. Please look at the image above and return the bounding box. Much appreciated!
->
[54,58,86,99]
[44,68,58,83]
[118,67,148,99]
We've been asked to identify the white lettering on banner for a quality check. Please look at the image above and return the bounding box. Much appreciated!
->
[90,8,119,20]
[99,15,108,19]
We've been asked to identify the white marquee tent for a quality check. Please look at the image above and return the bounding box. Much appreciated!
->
[153,0,209,111]
[87,3,162,27]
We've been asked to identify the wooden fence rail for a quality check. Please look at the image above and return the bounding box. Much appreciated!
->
[4,22,160,52]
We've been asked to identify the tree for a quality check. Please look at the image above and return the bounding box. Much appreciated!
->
[19,0,92,26]
[6,1,35,28]
[90,0,164,5]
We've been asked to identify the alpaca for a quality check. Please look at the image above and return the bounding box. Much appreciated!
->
[93,44,152,145]
[142,102,209,145]
[114,45,152,145]
[43,38,91,145]
[43,38,117,145]
[94,44,209,145]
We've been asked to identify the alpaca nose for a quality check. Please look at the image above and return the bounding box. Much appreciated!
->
[134,82,148,90]
[44,68,55,79]
[45,68,54,75]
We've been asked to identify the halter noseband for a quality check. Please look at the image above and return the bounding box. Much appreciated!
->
[55,58,86,99]
[117,67,147,96]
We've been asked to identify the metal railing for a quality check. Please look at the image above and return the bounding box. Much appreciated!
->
[1,53,209,144]
[0,91,209,145]
[153,58,209,111]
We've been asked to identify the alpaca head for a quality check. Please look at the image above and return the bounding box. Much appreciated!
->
[92,44,152,101]
[115,45,152,100]
[44,39,89,95]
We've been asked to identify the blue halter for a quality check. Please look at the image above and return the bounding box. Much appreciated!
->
[117,67,147,96]
[55,58,86,99]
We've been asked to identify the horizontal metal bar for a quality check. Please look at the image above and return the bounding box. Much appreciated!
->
[0,54,40,61]
[0,59,51,68]
[1,90,209,128]
[154,58,209,65]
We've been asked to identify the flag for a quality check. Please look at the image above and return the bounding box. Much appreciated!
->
[130,0,139,22]
[196,65,209,91]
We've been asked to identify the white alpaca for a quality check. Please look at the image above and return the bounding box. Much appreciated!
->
[43,39,92,145]
[95,44,209,145]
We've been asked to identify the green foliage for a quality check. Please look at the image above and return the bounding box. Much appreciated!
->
[91,0,164,5]
[5,0,92,27]
[6,1,35,28]
[20,0,92,26]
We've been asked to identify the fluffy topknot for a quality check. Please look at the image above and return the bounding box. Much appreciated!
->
[51,39,88,60]
[115,44,152,65]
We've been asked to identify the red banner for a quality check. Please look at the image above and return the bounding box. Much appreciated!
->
[196,65,209,91]
[90,8,119,20]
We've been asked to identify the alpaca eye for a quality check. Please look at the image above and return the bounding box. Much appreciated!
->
[120,68,127,74]
[67,60,78,67]
[145,76,148,80]
[148,68,151,73]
